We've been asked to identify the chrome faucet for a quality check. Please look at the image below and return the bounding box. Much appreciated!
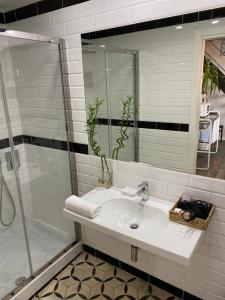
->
[137,181,149,208]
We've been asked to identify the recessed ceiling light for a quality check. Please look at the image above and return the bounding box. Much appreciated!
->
[100,44,106,48]
[175,25,183,30]
[211,19,220,24]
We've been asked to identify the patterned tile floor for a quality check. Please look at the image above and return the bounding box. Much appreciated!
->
[31,251,181,300]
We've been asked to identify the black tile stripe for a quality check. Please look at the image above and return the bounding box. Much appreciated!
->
[4,10,16,23]
[0,3,225,28]
[13,135,23,146]
[37,0,63,15]
[63,0,89,7]
[0,120,188,153]
[82,244,202,300]
[96,118,189,132]
[0,137,10,150]
[0,135,88,154]
[183,12,199,24]
[137,120,156,129]
[81,7,225,40]
[0,12,4,24]
[157,15,183,28]
[213,7,225,18]
[0,135,23,149]
[16,3,37,21]
[199,9,213,21]
[1,0,90,24]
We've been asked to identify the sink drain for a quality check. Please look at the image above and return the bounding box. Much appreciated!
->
[15,276,27,286]
[130,223,139,229]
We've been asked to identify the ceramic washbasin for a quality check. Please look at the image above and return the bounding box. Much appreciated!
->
[100,198,168,234]
[64,186,204,265]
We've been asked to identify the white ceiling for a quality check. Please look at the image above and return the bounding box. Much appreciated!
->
[0,0,36,12]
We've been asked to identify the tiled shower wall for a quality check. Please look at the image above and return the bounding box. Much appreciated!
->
[0,48,33,218]
[8,42,74,235]
[4,0,225,299]
[0,41,74,235]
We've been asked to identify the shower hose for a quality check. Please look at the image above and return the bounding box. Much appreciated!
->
[0,160,16,226]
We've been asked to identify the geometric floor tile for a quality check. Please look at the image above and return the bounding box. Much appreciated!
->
[30,251,181,300]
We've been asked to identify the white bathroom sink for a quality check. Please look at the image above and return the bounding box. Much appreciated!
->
[64,186,204,265]
[100,198,168,234]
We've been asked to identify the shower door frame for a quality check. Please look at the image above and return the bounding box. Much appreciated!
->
[0,28,76,285]
[82,39,139,162]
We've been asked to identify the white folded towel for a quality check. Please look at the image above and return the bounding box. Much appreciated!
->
[65,195,101,218]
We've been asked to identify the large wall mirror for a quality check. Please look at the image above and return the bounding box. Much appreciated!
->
[81,16,225,180]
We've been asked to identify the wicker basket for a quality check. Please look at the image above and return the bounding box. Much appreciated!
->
[169,200,215,230]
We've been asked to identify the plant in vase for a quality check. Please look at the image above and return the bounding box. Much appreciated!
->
[86,97,112,188]
[86,96,133,188]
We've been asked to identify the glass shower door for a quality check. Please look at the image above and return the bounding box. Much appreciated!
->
[0,33,75,298]
[0,62,31,299]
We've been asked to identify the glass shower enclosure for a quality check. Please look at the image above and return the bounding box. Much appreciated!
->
[82,40,138,162]
[0,30,74,299]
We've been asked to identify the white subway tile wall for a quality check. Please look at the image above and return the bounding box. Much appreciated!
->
[10,3,225,174]
[0,47,33,220]
[0,49,23,138]
[5,0,225,299]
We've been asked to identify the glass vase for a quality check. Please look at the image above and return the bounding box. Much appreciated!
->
[97,157,112,188]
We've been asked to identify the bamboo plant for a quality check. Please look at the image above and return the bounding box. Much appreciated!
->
[86,97,112,187]
[86,96,133,187]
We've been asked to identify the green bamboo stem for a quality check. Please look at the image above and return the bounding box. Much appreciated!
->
[112,96,133,160]
[86,96,133,187]
[86,98,112,186]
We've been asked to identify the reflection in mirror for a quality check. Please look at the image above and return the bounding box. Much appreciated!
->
[81,17,225,179]
[196,38,225,179]
[82,42,137,162]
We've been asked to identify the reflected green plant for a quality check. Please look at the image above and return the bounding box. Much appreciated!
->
[86,96,133,187]
[202,56,221,96]
[86,97,112,187]
[112,96,133,160]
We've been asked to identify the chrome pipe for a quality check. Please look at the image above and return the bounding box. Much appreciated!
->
[131,245,139,262]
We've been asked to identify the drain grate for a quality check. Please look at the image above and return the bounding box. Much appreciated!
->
[130,223,139,229]
[15,276,27,286]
